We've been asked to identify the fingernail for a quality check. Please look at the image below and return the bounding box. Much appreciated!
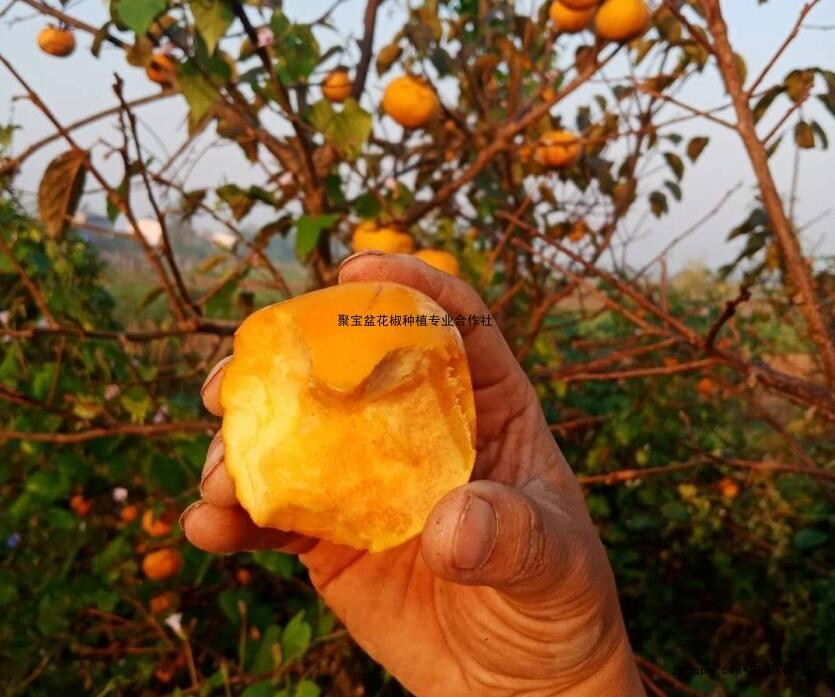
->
[199,450,224,497]
[453,495,497,570]
[179,501,204,532]
[201,361,226,400]
[337,249,385,280]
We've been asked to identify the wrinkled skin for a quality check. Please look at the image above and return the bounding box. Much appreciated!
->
[182,252,645,697]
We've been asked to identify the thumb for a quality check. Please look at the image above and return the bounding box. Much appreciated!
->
[421,479,591,599]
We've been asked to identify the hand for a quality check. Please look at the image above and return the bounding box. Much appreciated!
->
[182,251,645,697]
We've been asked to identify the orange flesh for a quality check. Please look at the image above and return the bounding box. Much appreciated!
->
[220,281,477,552]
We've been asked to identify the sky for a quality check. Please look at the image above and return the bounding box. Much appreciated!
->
[1,0,833,274]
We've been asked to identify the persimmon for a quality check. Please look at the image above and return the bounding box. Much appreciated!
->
[69,494,92,517]
[219,281,477,551]
[382,75,439,128]
[351,221,415,254]
[595,0,650,42]
[559,0,598,8]
[149,590,179,615]
[236,568,253,586]
[718,477,741,500]
[142,504,177,537]
[697,377,717,397]
[120,504,139,523]
[549,1,596,33]
[535,130,582,168]
[146,52,177,88]
[142,548,182,580]
[414,249,460,277]
[38,26,75,57]
[322,68,352,102]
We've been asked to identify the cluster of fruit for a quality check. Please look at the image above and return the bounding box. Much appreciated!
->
[549,0,650,39]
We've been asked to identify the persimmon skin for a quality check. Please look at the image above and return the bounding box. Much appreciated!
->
[220,281,477,552]
[382,75,439,128]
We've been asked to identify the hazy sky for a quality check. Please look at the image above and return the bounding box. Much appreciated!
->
[1,0,833,273]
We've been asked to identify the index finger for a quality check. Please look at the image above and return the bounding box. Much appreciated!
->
[338,251,526,392]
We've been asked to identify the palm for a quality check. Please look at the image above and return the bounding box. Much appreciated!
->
[299,364,591,695]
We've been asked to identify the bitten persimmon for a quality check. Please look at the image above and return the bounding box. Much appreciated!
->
[351,221,415,254]
[220,281,477,552]
[382,75,439,128]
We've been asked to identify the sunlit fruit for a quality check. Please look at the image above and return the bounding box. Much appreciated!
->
[149,591,179,615]
[69,494,92,517]
[696,377,717,397]
[414,249,460,277]
[382,75,439,128]
[718,477,740,500]
[142,504,177,537]
[219,281,477,552]
[595,0,650,41]
[38,26,76,57]
[549,1,596,33]
[535,130,581,168]
[146,51,177,88]
[142,548,182,580]
[559,0,598,9]
[120,504,139,523]
[322,68,352,102]
[351,221,415,254]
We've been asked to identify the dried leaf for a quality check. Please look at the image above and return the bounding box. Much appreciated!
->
[38,149,87,239]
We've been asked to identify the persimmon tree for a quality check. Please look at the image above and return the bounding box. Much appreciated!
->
[0,0,833,694]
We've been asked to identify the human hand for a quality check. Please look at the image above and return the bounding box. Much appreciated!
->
[182,251,645,697]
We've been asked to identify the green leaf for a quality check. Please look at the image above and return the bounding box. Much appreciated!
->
[663,180,682,201]
[295,213,337,261]
[752,85,784,124]
[309,99,372,160]
[663,152,684,181]
[38,149,87,239]
[794,121,815,149]
[240,682,274,697]
[810,120,828,149]
[353,191,381,219]
[296,681,321,697]
[249,624,281,674]
[190,0,234,54]
[686,136,709,162]
[177,61,220,124]
[217,184,255,221]
[793,528,828,550]
[252,550,296,578]
[649,191,668,218]
[281,611,311,663]
[115,0,167,35]
[661,501,689,522]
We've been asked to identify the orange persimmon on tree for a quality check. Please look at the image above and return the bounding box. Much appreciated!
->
[0,0,833,694]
